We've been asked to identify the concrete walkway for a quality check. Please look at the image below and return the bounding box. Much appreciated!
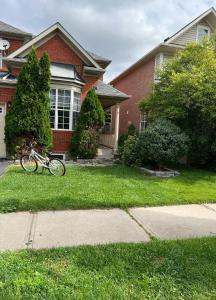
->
[1,204,216,251]
[0,160,11,176]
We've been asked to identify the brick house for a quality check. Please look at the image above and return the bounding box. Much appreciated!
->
[0,21,129,158]
[110,7,216,135]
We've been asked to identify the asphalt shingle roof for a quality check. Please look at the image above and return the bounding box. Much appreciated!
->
[96,80,130,99]
[88,51,111,62]
[0,20,32,36]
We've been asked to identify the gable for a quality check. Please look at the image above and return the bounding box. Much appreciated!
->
[7,23,101,70]
[36,34,82,67]
[170,20,212,46]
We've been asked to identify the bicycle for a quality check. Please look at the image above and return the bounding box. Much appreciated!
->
[20,141,66,176]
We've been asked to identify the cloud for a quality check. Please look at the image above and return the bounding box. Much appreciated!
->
[0,0,215,81]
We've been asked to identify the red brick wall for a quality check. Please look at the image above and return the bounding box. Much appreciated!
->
[0,87,16,104]
[112,57,155,135]
[52,130,73,153]
[37,35,82,67]
[5,38,25,55]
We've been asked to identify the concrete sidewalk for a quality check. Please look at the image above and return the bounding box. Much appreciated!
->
[1,204,216,251]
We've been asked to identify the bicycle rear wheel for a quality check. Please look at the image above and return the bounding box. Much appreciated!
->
[20,155,38,172]
[48,158,66,176]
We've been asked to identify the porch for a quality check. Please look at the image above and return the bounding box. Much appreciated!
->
[95,80,130,153]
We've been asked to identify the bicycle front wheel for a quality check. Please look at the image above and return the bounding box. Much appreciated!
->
[48,158,66,176]
[20,155,38,172]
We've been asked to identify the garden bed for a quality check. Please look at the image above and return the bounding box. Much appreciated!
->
[140,166,180,177]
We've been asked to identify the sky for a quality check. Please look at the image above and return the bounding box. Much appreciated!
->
[1,0,215,82]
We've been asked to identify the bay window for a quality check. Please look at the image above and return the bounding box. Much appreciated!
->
[49,88,81,131]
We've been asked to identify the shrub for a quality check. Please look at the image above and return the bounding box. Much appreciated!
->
[136,118,189,168]
[118,123,137,157]
[77,128,99,159]
[70,88,105,159]
[122,135,138,166]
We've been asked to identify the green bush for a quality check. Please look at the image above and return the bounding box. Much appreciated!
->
[70,88,105,159]
[122,135,138,166]
[136,118,189,168]
[77,128,99,159]
[118,123,137,157]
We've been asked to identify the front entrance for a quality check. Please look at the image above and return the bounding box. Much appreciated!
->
[0,104,6,157]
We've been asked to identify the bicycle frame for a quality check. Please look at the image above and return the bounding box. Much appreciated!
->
[30,149,50,168]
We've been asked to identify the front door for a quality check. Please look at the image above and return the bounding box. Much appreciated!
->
[0,104,6,157]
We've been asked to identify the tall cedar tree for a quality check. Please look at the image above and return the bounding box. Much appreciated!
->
[5,48,52,155]
[71,88,105,158]
[139,35,216,165]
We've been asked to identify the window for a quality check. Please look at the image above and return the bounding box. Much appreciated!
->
[49,88,81,130]
[103,108,112,133]
[140,111,147,131]
[73,91,81,130]
[197,25,210,42]
[154,53,173,81]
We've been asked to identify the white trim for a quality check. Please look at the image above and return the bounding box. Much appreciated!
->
[140,111,147,132]
[7,22,101,69]
[165,7,216,45]
[196,24,211,42]
[50,85,81,131]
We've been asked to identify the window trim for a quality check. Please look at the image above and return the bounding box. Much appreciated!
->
[140,111,147,132]
[50,86,81,132]
[196,25,210,42]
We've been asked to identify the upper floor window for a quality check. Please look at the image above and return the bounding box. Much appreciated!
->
[154,52,173,81]
[197,25,210,42]
[50,88,81,131]
[140,111,147,131]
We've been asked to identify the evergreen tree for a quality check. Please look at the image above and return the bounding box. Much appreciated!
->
[37,52,52,149]
[5,47,52,155]
[78,88,105,129]
[70,88,105,158]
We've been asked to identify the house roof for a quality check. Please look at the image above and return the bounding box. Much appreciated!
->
[96,80,130,99]
[164,7,216,44]
[7,22,103,71]
[0,20,32,37]
[88,51,111,63]
[110,7,216,84]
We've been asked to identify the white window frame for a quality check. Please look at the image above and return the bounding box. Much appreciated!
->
[196,25,210,42]
[50,85,81,131]
[140,111,147,131]
[104,107,112,133]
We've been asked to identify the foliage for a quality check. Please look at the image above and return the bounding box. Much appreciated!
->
[77,128,99,159]
[37,51,52,150]
[136,118,189,168]
[71,88,105,159]
[78,88,105,130]
[139,36,216,164]
[5,48,52,155]
[122,135,138,166]
[118,123,137,157]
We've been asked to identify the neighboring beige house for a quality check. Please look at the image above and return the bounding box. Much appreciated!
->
[110,7,216,136]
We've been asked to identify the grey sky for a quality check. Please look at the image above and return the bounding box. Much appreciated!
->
[1,0,215,81]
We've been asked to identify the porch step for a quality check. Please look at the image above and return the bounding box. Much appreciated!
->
[97,146,114,160]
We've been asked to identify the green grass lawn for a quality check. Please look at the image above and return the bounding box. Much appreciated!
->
[1,238,216,299]
[1,164,216,212]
